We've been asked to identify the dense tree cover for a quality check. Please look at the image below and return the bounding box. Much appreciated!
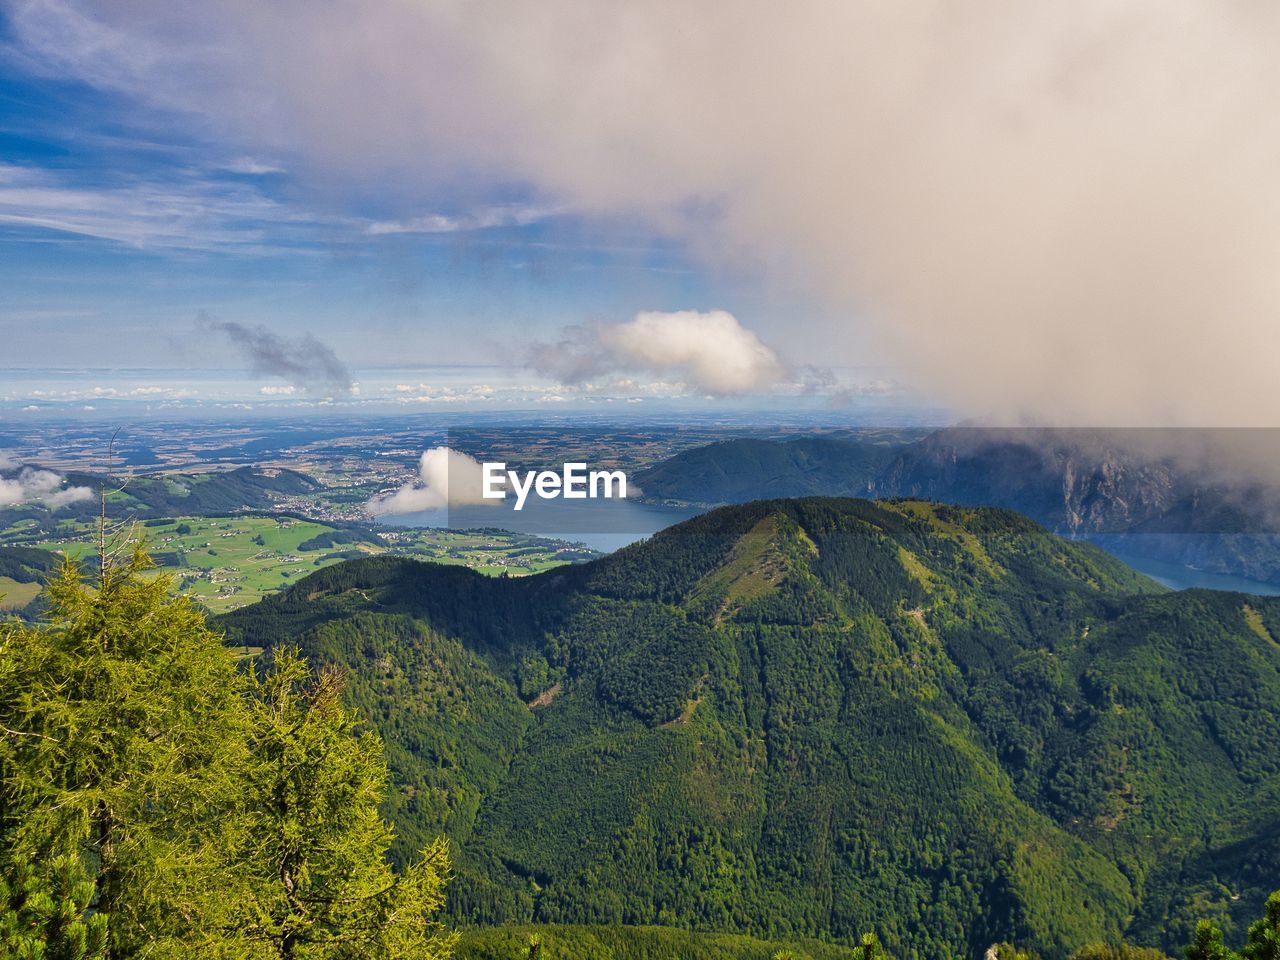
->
[0,855,108,960]
[4,496,1280,958]
[451,895,1280,960]
[0,546,61,620]
[1184,893,1280,960]
[1070,943,1170,960]
[0,547,61,583]
[0,553,454,959]
[454,923,853,959]
[295,529,386,552]
[633,437,902,505]
[219,498,1280,958]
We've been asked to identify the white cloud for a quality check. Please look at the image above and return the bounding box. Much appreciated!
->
[0,162,308,252]
[0,465,93,510]
[224,157,286,175]
[390,383,495,404]
[365,204,558,236]
[527,310,786,396]
[365,447,495,516]
[46,486,95,508]
[259,384,298,395]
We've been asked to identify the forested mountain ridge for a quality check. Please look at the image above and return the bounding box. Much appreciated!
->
[218,498,1280,959]
[633,437,899,502]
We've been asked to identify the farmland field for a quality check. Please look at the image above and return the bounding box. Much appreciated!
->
[0,515,590,614]
[0,577,42,611]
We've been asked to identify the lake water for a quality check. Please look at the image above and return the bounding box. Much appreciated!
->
[374,496,705,553]
[1099,550,1280,596]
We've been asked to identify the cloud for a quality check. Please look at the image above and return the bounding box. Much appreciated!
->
[15,2,1280,422]
[0,162,309,252]
[223,157,286,175]
[527,310,786,396]
[365,204,559,236]
[0,464,93,509]
[365,447,495,516]
[206,316,353,396]
[0,161,538,254]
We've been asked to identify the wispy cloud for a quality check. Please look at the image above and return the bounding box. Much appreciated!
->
[0,163,325,252]
[366,204,560,236]
[0,161,558,255]
[222,157,287,176]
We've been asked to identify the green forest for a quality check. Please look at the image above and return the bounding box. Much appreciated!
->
[5,497,1280,958]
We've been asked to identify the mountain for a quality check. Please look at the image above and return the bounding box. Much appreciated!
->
[633,437,901,504]
[218,498,1280,958]
[635,429,1280,586]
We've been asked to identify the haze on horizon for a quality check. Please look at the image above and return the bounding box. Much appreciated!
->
[3,1,1279,425]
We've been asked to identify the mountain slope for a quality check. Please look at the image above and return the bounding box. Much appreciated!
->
[218,498,1280,957]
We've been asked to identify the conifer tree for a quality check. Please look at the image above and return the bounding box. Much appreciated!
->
[0,854,108,960]
[226,647,456,959]
[850,932,894,960]
[1243,893,1280,960]
[1186,920,1238,960]
[0,551,252,958]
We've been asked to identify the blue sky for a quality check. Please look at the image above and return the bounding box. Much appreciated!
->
[0,5,837,408]
[0,23,719,372]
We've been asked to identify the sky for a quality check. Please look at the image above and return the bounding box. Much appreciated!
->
[0,2,873,415]
[0,29,685,359]
[3,2,1280,424]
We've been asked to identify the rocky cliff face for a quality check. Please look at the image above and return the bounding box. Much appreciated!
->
[876,428,1187,534]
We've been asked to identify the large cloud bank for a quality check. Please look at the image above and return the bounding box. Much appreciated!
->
[13,1,1280,422]
[527,311,786,396]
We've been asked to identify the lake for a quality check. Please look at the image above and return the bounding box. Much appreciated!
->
[1099,549,1280,596]
[373,496,705,552]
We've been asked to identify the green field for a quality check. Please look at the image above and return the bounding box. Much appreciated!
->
[0,577,42,611]
[1,515,586,614]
